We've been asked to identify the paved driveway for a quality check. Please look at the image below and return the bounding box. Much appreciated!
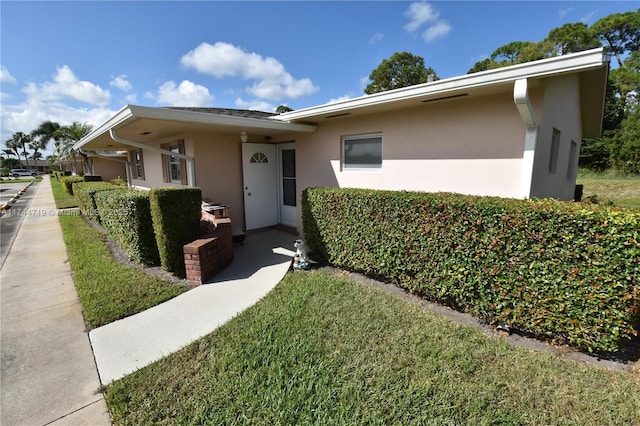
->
[0,181,40,267]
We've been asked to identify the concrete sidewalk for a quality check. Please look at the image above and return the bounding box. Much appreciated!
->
[1,176,110,425]
[90,229,295,384]
[1,175,297,424]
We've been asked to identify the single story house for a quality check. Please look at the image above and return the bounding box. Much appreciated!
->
[74,48,610,234]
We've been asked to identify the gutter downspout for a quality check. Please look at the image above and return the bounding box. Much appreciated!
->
[109,128,196,187]
[513,78,538,199]
[85,151,131,187]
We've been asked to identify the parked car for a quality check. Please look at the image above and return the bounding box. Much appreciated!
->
[10,169,38,177]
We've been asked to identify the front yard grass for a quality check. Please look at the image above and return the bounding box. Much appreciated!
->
[51,174,187,328]
[577,169,640,209]
[50,174,78,209]
[58,212,187,329]
[105,269,640,425]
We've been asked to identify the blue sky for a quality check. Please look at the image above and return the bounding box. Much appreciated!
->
[1,1,636,155]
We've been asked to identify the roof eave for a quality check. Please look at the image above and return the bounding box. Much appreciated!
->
[74,104,317,151]
[275,48,609,122]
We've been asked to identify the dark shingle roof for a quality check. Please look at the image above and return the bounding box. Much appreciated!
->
[165,107,276,120]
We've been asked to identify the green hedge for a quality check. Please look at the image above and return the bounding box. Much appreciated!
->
[60,176,84,195]
[149,187,202,277]
[302,188,640,354]
[94,189,160,266]
[73,182,118,223]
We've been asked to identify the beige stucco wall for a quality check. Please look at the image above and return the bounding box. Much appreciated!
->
[296,91,528,204]
[128,132,248,229]
[92,157,126,181]
[191,132,245,228]
[530,74,582,200]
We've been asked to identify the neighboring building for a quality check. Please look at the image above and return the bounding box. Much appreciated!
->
[74,48,610,233]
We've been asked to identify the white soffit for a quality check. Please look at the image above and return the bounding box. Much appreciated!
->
[74,104,317,150]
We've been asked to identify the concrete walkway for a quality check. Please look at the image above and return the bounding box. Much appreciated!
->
[90,229,295,384]
[1,175,297,424]
[1,176,110,426]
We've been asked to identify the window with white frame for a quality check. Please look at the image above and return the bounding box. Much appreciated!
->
[130,149,145,180]
[161,140,187,184]
[342,133,383,170]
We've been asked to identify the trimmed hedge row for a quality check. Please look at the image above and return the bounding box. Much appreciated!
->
[94,189,160,266]
[73,182,118,223]
[61,176,84,195]
[149,187,202,277]
[302,187,640,353]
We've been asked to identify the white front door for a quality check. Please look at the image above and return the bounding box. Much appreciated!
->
[278,143,297,228]
[242,143,278,230]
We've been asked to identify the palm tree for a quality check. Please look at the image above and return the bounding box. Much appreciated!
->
[5,132,33,169]
[30,121,60,170]
[2,148,16,159]
[53,122,93,172]
[5,134,25,167]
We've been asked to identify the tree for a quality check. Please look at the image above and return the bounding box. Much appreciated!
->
[29,121,60,170]
[546,22,600,56]
[2,148,16,159]
[490,41,529,65]
[276,105,293,114]
[610,107,640,174]
[53,122,93,171]
[591,10,640,67]
[5,132,33,169]
[4,137,22,167]
[365,52,438,94]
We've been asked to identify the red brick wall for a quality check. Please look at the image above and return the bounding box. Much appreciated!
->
[184,216,233,286]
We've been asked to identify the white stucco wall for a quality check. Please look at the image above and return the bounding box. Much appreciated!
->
[296,91,527,201]
[530,74,582,200]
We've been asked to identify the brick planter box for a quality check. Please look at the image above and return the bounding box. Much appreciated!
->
[184,216,233,287]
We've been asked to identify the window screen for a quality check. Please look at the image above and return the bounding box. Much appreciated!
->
[343,135,382,169]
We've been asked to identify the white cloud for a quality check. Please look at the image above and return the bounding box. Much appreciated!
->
[404,2,451,43]
[1,66,17,84]
[235,97,275,112]
[22,65,110,106]
[326,95,352,104]
[180,41,318,101]
[422,20,452,42]
[369,32,384,44]
[1,65,113,151]
[404,2,439,32]
[146,80,214,106]
[110,74,133,92]
[124,93,138,104]
[559,7,574,19]
[1,97,114,155]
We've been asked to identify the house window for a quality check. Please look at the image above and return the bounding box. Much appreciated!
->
[250,152,269,163]
[549,128,561,174]
[567,140,577,181]
[342,133,383,169]
[130,149,145,180]
[161,140,187,184]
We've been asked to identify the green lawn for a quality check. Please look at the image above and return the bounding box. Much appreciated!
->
[105,269,640,425]
[59,214,188,328]
[577,169,640,209]
[50,177,188,328]
[49,175,78,209]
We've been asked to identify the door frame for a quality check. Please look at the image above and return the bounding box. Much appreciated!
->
[241,141,297,231]
[277,142,296,228]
